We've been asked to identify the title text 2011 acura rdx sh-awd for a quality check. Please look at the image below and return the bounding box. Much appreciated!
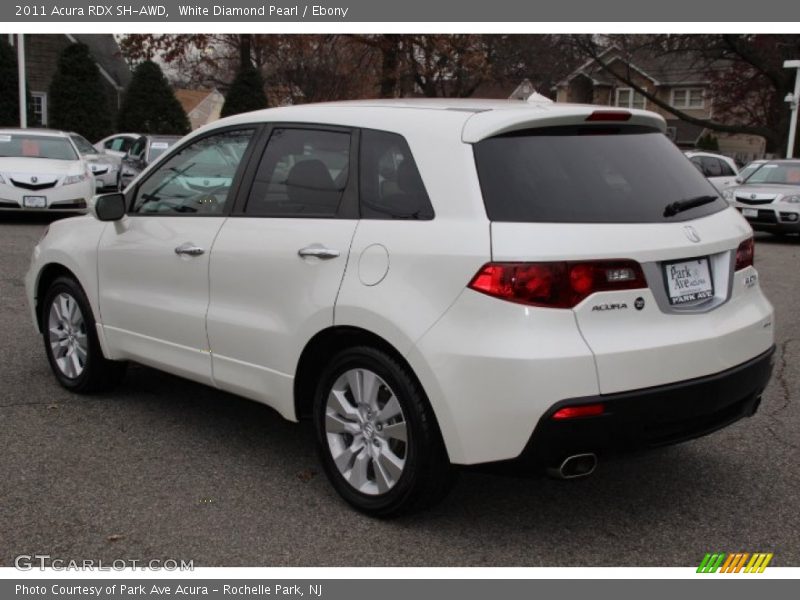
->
[26,100,775,516]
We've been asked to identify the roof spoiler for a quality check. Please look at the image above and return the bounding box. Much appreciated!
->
[462,107,667,143]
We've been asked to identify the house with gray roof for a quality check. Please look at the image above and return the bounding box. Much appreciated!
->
[8,34,131,136]
[553,46,767,162]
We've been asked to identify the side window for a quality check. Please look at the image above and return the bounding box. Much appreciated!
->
[129,138,145,159]
[718,159,736,177]
[359,129,434,220]
[701,156,722,177]
[245,128,351,217]
[130,129,255,216]
[690,156,704,174]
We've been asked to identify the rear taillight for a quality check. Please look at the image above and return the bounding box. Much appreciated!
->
[551,403,605,420]
[735,237,754,270]
[468,260,647,309]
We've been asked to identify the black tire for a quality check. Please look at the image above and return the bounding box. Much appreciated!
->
[41,276,126,393]
[313,346,456,517]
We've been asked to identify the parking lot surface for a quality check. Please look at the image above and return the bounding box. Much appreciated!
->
[1,214,798,567]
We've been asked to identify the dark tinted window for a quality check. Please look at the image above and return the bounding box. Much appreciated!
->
[245,128,350,217]
[131,129,255,215]
[359,129,433,220]
[474,128,725,223]
[700,156,722,177]
[718,159,736,177]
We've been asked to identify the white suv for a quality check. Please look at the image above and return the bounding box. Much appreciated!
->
[25,100,775,516]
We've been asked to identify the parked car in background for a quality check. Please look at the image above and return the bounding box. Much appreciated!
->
[26,100,774,516]
[118,135,181,190]
[737,159,769,184]
[68,132,120,192]
[726,159,800,234]
[94,133,140,160]
[0,129,93,212]
[685,150,739,193]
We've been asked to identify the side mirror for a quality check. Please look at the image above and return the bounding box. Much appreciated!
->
[93,192,126,221]
[735,176,743,184]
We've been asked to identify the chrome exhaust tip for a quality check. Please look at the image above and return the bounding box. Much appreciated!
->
[547,453,597,479]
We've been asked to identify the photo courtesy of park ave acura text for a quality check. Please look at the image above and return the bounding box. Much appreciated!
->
[0,31,798,568]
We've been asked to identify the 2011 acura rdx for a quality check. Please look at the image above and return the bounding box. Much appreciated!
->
[26,99,775,516]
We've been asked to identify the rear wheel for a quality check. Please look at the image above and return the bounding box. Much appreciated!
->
[313,346,455,517]
[42,276,126,393]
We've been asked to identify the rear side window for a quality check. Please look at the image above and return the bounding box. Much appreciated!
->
[474,128,726,223]
[359,129,434,220]
[718,159,736,177]
[245,128,351,217]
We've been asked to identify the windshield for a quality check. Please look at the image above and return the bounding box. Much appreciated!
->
[148,140,177,162]
[741,162,800,186]
[0,133,78,160]
[739,162,765,182]
[474,127,726,223]
[69,134,97,156]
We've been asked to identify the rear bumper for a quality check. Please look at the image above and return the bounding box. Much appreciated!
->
[519,346,776,468]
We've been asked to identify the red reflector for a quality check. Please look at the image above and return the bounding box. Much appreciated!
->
[586,110,632,122]
[735,237,754,270]
[552,403,605,420]
[468,260,647,309]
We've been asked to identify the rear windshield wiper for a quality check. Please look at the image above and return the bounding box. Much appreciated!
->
[663,195,718,217]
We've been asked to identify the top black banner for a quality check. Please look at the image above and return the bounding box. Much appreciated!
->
[5,0,800,22]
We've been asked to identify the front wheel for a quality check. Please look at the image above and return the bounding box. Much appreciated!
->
[313,346,455,517]
[42,276,126,393]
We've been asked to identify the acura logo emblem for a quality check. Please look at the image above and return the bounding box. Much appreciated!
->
[31,176,38,183]
[683,225,701,243]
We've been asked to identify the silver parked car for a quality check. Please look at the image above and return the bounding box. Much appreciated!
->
[69,132,120,192]
[727,159,800,234]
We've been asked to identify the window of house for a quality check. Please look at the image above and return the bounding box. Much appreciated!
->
[31,92,47,127]
[671,88,704,109]
[614,88,646,110]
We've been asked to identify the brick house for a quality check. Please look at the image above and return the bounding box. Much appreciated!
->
[553,46,767,162]
[8,34,131,131]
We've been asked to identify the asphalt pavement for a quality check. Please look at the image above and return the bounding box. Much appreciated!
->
[1,214,798,567]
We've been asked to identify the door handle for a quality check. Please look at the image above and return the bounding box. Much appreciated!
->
[174,243,205,257]
[298,244,340,260]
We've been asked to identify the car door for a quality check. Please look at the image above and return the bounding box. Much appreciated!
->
[206,125,358,419]
[97,127,259,385]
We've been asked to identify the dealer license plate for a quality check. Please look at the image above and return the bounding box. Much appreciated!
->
[23,196,46,208]
[663,258,714,305]
[741,208,758,218]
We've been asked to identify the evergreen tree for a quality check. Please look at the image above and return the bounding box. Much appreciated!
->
[220,65,268,118]
[117,60,190,135]
[696,133,720,152]
[49,42,112,140]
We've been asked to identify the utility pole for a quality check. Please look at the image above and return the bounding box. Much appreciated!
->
[785,60,800,158]
[17,34,27,128]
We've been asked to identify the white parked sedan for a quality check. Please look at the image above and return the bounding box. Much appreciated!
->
[0,129,94,212]
[685,150,740,193]
[25,100,775,516]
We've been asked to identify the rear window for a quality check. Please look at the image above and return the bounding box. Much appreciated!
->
[474,127,726,223]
